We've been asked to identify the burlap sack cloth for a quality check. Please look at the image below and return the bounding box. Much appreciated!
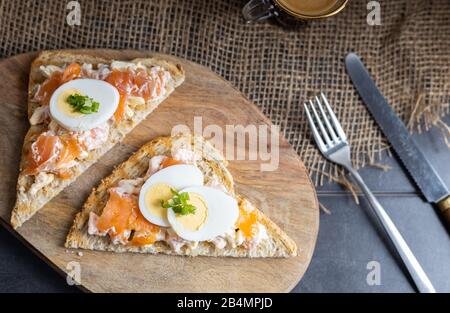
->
[0,0,449,187]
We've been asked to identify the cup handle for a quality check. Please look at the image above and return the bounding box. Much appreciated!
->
[242,0,275,23]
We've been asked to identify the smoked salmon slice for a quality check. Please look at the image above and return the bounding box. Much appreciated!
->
[96,189,161,246]
[24,132,83,177]
[34,63,81,106]
[105,68,165,122]
[34,71,63,106]
[105,69,133,122]
[57,135,83,168]
[61,63,81,83]
[25,133,61,175]
[128,207,161,246]
[236,204,258,239]
[160,157,184,169]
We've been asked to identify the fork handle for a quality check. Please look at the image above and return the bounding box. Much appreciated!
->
[346,167,436,293]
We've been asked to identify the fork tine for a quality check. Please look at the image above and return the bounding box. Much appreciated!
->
[315,96,338,142]
[309,99,332,145]
[321,93,347,141]
[304,102,326,151]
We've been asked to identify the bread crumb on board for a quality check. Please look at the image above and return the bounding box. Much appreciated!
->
[65,249,83,257]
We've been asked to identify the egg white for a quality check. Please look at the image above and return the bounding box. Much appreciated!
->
[138,164,204,227]
[167,186,239,242]
[49,79,120,131]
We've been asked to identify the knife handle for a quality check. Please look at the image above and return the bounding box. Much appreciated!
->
[437,196,450,226]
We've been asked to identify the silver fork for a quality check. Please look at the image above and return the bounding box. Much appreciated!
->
[304,93,435,293]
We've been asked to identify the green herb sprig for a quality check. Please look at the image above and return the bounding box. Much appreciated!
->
[67,93,100,114]
[161,189,196,215]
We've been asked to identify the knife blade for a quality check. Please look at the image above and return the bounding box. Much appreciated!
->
[345,52,450,225]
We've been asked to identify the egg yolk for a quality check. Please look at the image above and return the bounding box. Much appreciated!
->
[175,192,208,232]
[144,183,173,221]
[57,88,84,118]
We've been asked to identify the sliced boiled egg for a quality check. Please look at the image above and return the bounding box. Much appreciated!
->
[167,186,239,242]
[49,79,119,131]
[138,164,204,227]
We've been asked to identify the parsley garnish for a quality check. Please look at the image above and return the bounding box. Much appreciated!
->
[67,93,100,114]
[161,188,197,215]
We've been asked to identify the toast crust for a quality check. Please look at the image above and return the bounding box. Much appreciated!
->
[65,134,297,258]
[11,50,185,228]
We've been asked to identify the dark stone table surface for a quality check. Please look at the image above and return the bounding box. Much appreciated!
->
[1,116,449,293]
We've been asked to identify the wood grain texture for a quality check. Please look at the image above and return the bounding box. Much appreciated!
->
[0,49,319,293]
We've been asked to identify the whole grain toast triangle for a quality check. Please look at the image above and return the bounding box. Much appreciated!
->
[65,134,297,258]
[11,50,185,228]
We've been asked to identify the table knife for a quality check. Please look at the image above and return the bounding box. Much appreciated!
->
[345,52,450,227]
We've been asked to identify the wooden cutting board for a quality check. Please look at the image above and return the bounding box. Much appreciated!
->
[0,49,319,293]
